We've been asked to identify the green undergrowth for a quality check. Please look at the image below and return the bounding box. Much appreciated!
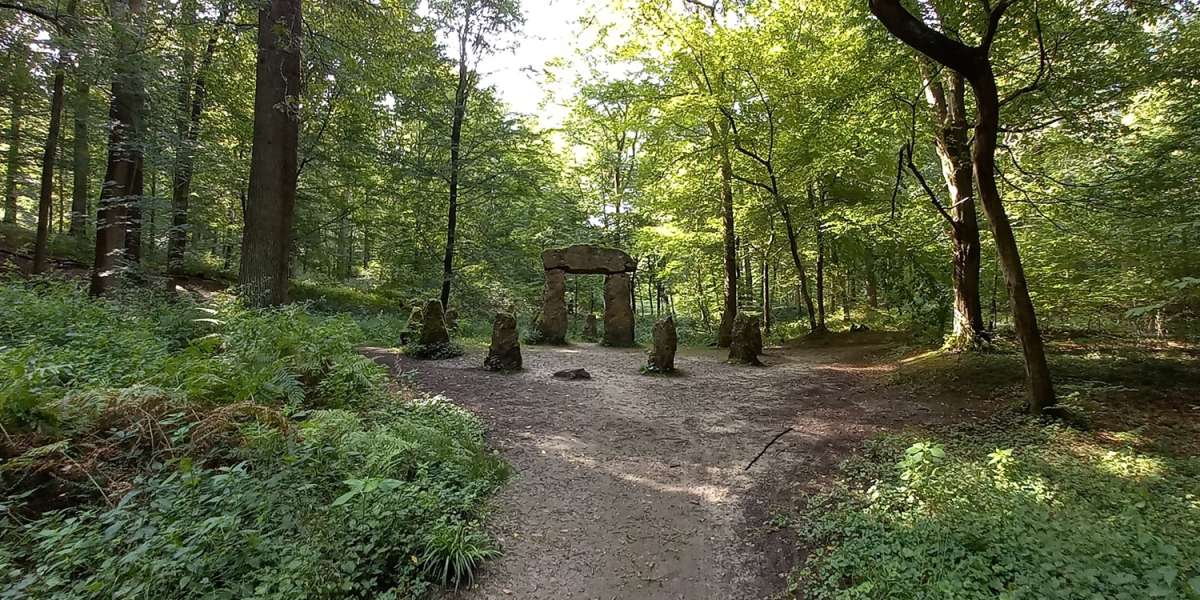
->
[789,414,1200,599]
[0,278,508,598]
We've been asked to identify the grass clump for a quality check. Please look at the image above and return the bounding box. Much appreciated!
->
[0,278,508,598]
[790,414,1200,599]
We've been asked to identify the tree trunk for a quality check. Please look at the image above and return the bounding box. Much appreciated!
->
[761,257,771,335]
[3,75,22,225]
[239,0,301,307]
[921,61,987,349]
[33,0,78,273]
[815,222,826,330]
[866,249,880,309]
[711,121,738,348]
[90,0,146,296]
[868,0,1055,413]
[169,1,222,277]
[440,20,471,310]
[69,78,89,239]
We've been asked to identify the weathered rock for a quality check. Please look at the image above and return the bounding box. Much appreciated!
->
[444,308,459,330]
[553,368,591,380]
[542,245,637,275]
[484,312,522,371]
[728,312,763,365]
[582,314,599,340]
[418,299,451,346]
[399,305,423,345]
[602,273,635,346]
[646,316,678,373]
[540,269,568,344]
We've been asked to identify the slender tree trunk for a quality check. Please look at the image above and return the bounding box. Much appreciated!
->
[709,120,738,348]
[866,249,880,309]
[973,72,1055,412]
[90,0,147,296]
[69,78,89,239]
[34,2,77,272]
[3,78,21,225]
[170,2,223,277]
[441,21,471,310]
[239,0,301,307]
[761,257,771,335]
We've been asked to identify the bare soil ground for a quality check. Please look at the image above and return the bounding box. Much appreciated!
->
[368,340,956,600]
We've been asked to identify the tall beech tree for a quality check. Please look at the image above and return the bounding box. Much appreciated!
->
[914,57,987,350]
[239,0,301,306]
[90,0,146,296]
[868,0,1056,413]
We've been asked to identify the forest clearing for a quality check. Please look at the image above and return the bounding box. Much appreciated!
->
[1,0,1198,598]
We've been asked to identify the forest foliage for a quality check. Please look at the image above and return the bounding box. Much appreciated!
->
[0,0,1197,597]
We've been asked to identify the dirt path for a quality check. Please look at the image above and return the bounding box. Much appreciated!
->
[368,342,941,600]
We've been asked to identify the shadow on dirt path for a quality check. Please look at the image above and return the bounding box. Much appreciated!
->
[365,342,949,600]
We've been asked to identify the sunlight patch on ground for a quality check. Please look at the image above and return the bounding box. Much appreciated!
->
[534,437,733,505]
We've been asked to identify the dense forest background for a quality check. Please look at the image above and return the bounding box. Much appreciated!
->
[1,0,1194,344]
[2,0,1199,597]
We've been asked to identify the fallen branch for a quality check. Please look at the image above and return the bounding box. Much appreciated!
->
[744,427,794,471]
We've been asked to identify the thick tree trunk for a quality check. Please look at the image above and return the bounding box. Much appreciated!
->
[90,0,146,296]
[921,61,987,349]
[868,0,1055,413]
[239,0,301,307]
[69,79,89,239]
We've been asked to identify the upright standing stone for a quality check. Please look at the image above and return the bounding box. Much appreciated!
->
[400,305,423,345]
[484,312,522,371]
[540,269,568,344]
[728,312,763,365]
[582,314,599,340]
[444,308,459,330]
[646,315,678,373]
[418,299,451,346]
[603,273,635,346]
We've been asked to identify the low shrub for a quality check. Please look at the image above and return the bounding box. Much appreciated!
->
[792,415,1200,599]
[0,279,509,598]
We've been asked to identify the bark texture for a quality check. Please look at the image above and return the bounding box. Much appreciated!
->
[239,0,301,307]
[90,0,147,297]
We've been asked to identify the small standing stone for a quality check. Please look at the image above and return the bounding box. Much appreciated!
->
[484,312,522,371]
[444,308,459,330]
[418,299,451,346]
[646,316,678,373]
[728,313,763,366]
[582,314,599,340]
[400,305,423,345]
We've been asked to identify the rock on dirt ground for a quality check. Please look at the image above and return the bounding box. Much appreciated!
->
[366,342,946,600]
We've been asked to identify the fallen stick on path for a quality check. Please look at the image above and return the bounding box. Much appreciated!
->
[744,427,794,471]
